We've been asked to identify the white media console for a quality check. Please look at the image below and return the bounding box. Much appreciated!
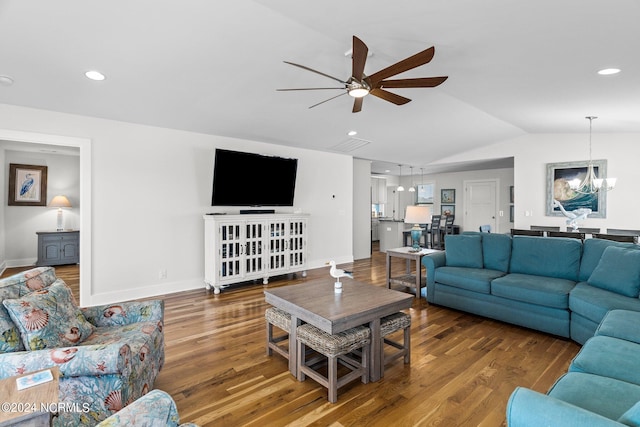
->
[203,213,309,294]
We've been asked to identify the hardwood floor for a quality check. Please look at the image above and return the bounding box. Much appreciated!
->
[2,250,580,426]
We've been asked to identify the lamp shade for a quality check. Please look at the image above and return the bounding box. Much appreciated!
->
[404,205,431,225]
[49,195,72,208]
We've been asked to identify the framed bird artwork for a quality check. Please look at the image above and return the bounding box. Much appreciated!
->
[8,163,48,206]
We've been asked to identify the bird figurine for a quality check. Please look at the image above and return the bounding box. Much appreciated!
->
[327,260,353,293]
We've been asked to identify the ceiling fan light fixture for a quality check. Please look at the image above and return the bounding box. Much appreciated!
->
[348,87,369,98]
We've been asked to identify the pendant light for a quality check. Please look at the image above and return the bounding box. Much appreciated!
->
[568,116,617,194]
[397,164,405,192]
[408,166,416,192]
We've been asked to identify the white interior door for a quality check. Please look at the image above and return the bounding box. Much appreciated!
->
[464,179,498,233]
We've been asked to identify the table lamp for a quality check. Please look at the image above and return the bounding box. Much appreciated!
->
[404,205,431,251]
[49,195,72,231]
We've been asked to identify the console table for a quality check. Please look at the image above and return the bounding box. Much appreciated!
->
[36,230,79,266]
[386,247,441,298]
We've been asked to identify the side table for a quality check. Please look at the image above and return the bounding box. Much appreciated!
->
[386,247,441,298]
[0,367,59,427]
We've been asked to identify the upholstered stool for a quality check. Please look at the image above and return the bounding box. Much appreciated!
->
[380,312,411,373]
[296,324,370,403]
[265,307,291,360]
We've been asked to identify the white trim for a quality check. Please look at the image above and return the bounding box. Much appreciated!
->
[0,128,92,306]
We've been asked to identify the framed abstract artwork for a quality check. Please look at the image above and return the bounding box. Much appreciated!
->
[546,160,606,218]
[8,163,48,206]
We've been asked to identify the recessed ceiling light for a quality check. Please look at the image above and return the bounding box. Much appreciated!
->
[85,70,106,81]
[597,68,621,75]
[0,75,14,86]
[347,130,358,136]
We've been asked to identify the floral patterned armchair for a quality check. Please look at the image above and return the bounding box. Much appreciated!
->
[0,267,164,426]
[96,389,198,427]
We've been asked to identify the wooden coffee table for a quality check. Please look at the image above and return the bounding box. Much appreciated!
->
[0,367,59,427]
[264,278,413,382]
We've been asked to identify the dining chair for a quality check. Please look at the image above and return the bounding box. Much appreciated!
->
[547,231,585,241]
[511,228,544,237]
[429,215,443,249]
[593,233,637,243]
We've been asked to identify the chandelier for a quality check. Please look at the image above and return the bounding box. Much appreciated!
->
[568,116,616,195]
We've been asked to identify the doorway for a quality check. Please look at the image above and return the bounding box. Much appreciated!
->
[464,179,498,233]
[0,129,91,306]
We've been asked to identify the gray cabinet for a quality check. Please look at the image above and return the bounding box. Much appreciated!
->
[36,230,80,266]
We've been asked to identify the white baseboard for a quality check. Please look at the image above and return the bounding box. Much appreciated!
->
[87,277,205,307]
[4,258,37,268]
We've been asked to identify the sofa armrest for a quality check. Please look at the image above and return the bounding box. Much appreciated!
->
[95,389,199,427]
[0,343,131,379]
[422,251,446,302]
[506,387,623,427]
[82,299,164,327]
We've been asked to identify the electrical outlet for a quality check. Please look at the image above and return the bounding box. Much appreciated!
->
[159,269,167,279]
[499,210,504,217]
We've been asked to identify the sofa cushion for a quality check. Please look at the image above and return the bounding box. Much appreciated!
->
[569,282,640,325]
[510,236,582,281]
[3,280,95,350]
[579,238,637,282]
[481,232,512,272]
[548,372,640,421]
[0,286,23,353]
[0,267,58,354]
[445,234,483,268]
[588,246,640,298]
[619,401,640,427]
[434,266,506,294]
[491,273,575,309]
[596,310,640,344]
[570,335,640,386]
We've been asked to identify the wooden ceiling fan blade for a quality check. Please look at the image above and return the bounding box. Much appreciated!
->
[283,61,347,85]
[378,76,448,89]
[308,92,347,109]
[352,36,368,81]
[352,97,363,113]
[367,46,435,85]
[370,88,411,105]
[277,87,345,91]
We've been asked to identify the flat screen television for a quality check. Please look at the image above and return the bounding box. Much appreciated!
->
[211,149,298,206]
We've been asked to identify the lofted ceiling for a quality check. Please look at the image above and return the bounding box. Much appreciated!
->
[0,1,638,175]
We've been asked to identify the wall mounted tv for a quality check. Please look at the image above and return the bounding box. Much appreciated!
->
[211,149,298,206]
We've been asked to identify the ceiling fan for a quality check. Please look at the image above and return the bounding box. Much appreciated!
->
[278,36,448,113]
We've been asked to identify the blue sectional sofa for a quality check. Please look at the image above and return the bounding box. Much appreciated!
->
[422,233,640,343]
[507,309,640,426]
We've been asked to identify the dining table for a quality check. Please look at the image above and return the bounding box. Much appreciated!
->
[264,277,413,382]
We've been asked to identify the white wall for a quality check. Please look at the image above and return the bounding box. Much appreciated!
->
[3,151,80,266]
[434,133,640,232]
[0,104,354,305]
[353,158,371,260]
